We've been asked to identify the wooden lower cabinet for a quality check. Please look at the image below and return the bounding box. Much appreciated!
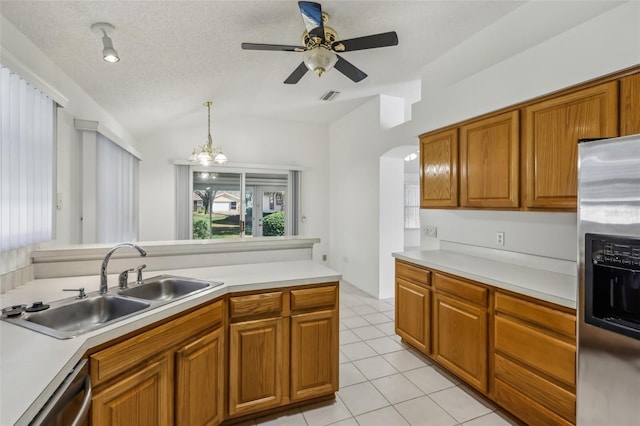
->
[227,283,339,421]
[290,310,338,401]
[433,292,488,392]
[395,261,578,425]
[90,301,225,426]
[92,356,172,426]
[395,278,431,354]
[228,317,284,417]
[175,328,225,426]
[494,291,576,425]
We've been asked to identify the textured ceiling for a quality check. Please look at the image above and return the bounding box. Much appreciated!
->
[0,1,528,139]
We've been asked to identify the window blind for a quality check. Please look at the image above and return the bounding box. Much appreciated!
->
[96,134,139,243]
[0,66,55,251]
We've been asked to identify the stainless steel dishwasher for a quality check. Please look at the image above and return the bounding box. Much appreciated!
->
[30,359,91,426]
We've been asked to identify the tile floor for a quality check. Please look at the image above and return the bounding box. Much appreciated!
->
[238,282,517,426]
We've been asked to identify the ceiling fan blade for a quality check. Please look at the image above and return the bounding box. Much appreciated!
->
[241,43,306,52]
[334,55,367,83]
[332,31,398,52]
[298,1,325,42]
[284,62,309,84]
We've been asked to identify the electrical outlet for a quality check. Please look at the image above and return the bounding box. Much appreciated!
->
[496,232,505,246]
[423,226,437,238]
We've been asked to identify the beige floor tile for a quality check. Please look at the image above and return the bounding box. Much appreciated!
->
[351,325,385,340]
[402,366,457,395]
[339,321,348,331]
[339,350,349,364]
[301,397,352,426]
[462,412,517,426]
[339,329,361,345]
[255,408,306,425]
[340,341,378,361]
[374,322,396,336]
[340,307,358,319]
[341,316,370,329]
[394,396,457,426]
[325,418,358,426]
[429,386,493,423]
[365,336,405,355]
[337,382,390,416]
[340,362,368,387]
[351,305,378,315]
[355,406,409,425]
[362,312,392,325]
[382,349,430,372]
[352,355,398,380]
[371,373,424,404]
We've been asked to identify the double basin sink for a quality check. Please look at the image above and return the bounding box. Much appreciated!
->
[2,275,223,339]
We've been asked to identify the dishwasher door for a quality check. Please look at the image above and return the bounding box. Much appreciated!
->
[30,359,92,426]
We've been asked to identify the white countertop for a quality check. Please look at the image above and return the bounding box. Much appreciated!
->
[0,260,341,426]
[393,250,577,309]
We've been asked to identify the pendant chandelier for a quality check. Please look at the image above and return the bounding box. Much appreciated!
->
[189,101,227,166]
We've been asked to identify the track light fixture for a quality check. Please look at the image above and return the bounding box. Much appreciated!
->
[91,22,120,63]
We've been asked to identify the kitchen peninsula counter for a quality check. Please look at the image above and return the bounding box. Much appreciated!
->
[393,249,577,308]
[0,259,341,426]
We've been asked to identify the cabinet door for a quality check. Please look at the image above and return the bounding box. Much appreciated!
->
[433,293,488,392]
[420,129,458,207]
[228,317,284,417]
[290,310,338,401]
[175,327,224,426]
[620,73,640,136]
[92,356,172,426]
[395,278,430,354]
[460,111,519,208]
[524,82,618,209]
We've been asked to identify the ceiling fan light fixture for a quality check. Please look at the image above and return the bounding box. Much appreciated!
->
[303,47,337,77]
[189,101,228,166]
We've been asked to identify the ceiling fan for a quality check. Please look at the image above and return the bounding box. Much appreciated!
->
[241,1,399,84]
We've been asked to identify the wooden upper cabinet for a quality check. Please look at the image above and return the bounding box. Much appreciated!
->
[620,73,640,136]
[460,111,519,208]
[420,129,458,207]
[524,82,619,209]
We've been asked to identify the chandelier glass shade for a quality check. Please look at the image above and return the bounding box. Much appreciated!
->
[189,101,227,166]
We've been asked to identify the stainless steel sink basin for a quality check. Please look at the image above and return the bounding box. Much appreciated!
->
[118,275,216,301]
[1,275,223,339]
[8,295,150,339]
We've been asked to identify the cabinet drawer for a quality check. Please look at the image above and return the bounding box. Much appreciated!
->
[230,291,283,320]
[434,273,487,307]
[495,354,575,422]
[495,315,576,386]
[291,285,337,311]
[495,378,573,426]
[91,300,223,386]
[495,292,575,338]
[396,260,430,287]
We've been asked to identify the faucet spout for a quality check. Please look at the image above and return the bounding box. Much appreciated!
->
[100,243,147,294]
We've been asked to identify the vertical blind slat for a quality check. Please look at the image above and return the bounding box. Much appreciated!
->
[0,66,54,251]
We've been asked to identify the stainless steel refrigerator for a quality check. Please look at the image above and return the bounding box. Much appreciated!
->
[577,134,640,425]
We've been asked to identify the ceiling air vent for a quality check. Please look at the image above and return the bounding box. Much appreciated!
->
[320,91,340,101]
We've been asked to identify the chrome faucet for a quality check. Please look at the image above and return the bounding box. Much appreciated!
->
[100,243,147,294]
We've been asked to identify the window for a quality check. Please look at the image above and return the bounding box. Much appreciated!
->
[404,184,420,229]
[0,66,55,251]
[177,167,299,240]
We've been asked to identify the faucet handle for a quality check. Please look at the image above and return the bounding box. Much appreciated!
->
[134,264,147,285]
[118,269,135,289]
[63,288,87,299]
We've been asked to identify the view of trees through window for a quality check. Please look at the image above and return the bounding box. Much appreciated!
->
[192,171,288,239]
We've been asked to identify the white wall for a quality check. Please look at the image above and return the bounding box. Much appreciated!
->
[379,155,405,299]
[328,1,640,297]
[137,115,330,261]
